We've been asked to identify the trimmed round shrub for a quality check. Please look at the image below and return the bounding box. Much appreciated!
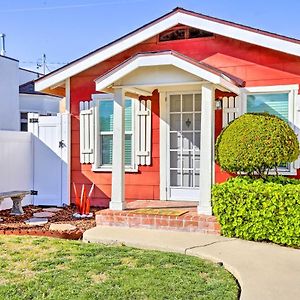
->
[215,113,299,176]
[212,176,300,247]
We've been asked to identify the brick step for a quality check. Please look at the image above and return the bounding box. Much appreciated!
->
[95,209,221,234]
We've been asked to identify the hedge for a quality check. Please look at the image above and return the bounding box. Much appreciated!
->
[212,176,300,247]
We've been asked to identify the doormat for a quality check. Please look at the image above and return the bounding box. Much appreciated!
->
[129,208,189,216]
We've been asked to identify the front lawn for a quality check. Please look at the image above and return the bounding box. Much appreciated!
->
[0,236,239,299]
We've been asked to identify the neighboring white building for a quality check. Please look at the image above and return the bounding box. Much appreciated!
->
[0,55,61,131]
[0,55,19,130]
[19,80,61,131]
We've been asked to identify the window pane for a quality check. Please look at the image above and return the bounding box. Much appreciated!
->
[100,100,114,131]
[170,133,180,149]
[247,93,289,122]
[125,134,132,166]
[195,94,201,111]
[170,95,181,112]
[170,114,180,131]
[182,170,193,187]
[170,151,180,168]
[182,113,193,131]
[125,100,132,131]
[101,135,113,165]
[182,132,193,150]
[182,151,193,169]
[188,28,213,39]
[195,113,201,130]
[182,94,193,112]
[170,170,181,186]
[159,29,185,42]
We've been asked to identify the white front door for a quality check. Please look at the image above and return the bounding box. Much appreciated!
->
[167,92,201,201]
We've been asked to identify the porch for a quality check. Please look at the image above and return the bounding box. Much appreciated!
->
[96,200,220,233]
[93,50,242,216]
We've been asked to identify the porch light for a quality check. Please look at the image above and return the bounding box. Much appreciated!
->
[215,97,222,110]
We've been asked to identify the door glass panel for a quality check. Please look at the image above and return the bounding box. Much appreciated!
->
[182,94,193,112]
[170,95,181,112]
[169,93,202,192]
[170,151,180,168]
[194,133,200,150]
[195,154,200,169]
[170,170,181,186]
[182,171,193,187]
[182,152,193,169]
[170,114,181,131]
[195,173,199,187]
[195,113,201,130]
[195,94,201,111]
[182,133,193,150]
[170,133,180,149]
[182,113,193,131]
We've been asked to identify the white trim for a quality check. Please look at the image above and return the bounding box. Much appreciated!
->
[198,84,215,215]
[165,90,203,201]
[35,10,300,92]
[92,93,114,101]
[241,84,299,176]
[95,53,239,94]
[110,88,125,210]
[65,78,71,205]
[159,91,168,201]
[179,13,300,57]
[242,84,299,93]
[91,93,137,172]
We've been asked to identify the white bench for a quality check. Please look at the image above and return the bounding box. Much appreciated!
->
[0,191,31,215]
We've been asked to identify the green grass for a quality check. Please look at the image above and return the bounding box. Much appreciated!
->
[0,236,239,300]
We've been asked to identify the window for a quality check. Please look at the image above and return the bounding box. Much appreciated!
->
[245,89,295,174]
[247,93,289,122]
[159,26,213,42]
[20,112,28,131]
[98,99,134,169]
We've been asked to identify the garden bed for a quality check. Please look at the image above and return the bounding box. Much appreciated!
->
[0,205,98,239]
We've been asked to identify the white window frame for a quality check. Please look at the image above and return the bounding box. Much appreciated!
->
[241,84,299,176]
[91,93,137,172]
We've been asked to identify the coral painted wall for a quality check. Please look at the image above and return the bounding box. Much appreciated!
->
[70,29,300,206]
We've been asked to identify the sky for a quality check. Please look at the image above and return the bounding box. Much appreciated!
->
[0,0,300,73]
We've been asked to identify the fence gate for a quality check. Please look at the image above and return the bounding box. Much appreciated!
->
[28,113,69,206]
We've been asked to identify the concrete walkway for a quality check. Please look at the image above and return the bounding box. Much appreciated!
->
[83,226,300,300]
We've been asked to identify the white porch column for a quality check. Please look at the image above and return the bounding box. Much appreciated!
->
[109,88,125,210]
[198,84,215,215]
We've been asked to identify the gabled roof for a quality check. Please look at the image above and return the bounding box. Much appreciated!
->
[95,50,245,94]
[35,7,300,92]
[20,80,61,97]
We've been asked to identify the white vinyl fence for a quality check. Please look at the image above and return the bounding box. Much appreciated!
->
[0,112,69,211]
[0,130,33,210]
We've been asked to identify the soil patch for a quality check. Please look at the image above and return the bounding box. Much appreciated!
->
[0,205,100,239]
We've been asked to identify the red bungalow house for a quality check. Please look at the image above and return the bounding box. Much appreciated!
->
[35,7,300,232]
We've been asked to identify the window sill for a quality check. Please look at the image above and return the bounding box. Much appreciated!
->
[268,169,297,176]
[91,166,139,173]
